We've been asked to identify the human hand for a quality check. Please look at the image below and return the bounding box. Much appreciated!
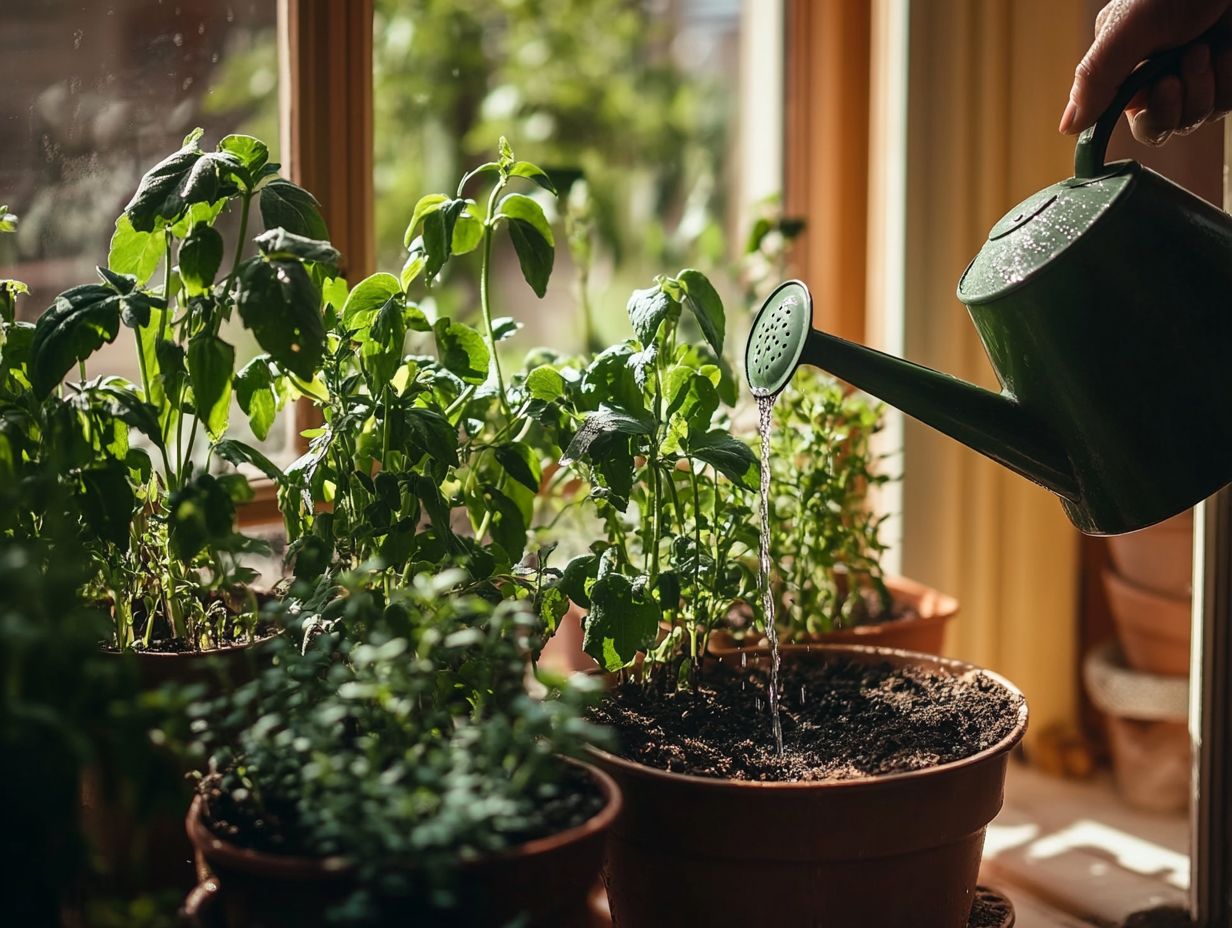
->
[1061,0,1232,144]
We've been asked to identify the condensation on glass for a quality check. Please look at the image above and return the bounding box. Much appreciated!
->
[0,0,287,458]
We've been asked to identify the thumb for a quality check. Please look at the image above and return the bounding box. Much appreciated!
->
[1064,0,1224,133]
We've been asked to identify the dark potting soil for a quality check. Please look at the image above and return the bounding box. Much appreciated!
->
[200,763,606,859]
[591,656,1023,781]
[968,888,1014,928]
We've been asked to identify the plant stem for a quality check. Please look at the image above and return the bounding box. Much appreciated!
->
[227,194,252,286]
[480,183,511,419]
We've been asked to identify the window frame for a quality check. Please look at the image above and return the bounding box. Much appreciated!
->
[237,0,374,527]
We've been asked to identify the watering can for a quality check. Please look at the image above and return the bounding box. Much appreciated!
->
[746,52,1232,536]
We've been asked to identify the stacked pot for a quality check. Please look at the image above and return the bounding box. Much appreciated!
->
[1086,510,1193,812]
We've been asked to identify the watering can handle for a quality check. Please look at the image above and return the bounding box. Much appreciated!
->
[1074,49,1185,178]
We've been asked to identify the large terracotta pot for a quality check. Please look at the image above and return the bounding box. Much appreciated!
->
[593,644,1027,928]
[181,760,620,928]
[1101,568,1191,676]
[708,575,959,658]
[1106,509,1193,597]
[82,637,279,893]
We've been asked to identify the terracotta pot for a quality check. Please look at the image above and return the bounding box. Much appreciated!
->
[593,644,1028,928]
[1084,641,1190,813]
[1107,509,1194,597]
[82,636,280,893]
[709,575,959,658]
[182,760,620,928]
[1102,568,1191,676]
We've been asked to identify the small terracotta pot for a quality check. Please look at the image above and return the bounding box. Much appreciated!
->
[593,644,1028,928]
[708,575,959,658]
[1084,641,1190,813]
[82,636,280,893]
[182,760,621,928]
[1102,568,1191,676]
[1107,509,1194,598]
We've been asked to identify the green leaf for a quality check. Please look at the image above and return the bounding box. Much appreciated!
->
[433,318,489,385]
[254,227,341,267]
[593,439,634,510]
[538,584,569,634]
[584,572,660,672]
[179,223,223,296]
[628,344,657,389]
[108,214,166,285]
[688,430,760,489]
[341,273,401,330]
[561,405,652,464]
[403,193,448,248]
[234,357,278,441]
[627,286,679,346]
[93,382,162,444]
[79,464,135,550]
[30,285,123,396]
[560,554,598,608]
[400,244,426,290]
[218,134,269,179]
[123,135,204,231]
[187,334,235,440]
[525,364,566,402]
[491,316,521,342]
[509,161,558,195]
[498,193,555,298]
[581,345,644,415]
[0,206,16,234]
[217,473,255,504]
[0,281,29,325]
[213,437,283,480]
[665,369,720,439]
[677,269,726,356]
[236,259,325,379]
[495,442,540,492]
[450,204,484,255]
[422,198,468,284]
[363,296,406,384]
[168,473,235,561]
[484,484,528,560]
[402,407,459,466]
[259,179,329,240]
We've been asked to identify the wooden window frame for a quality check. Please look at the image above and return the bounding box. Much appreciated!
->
[238,0,374,527]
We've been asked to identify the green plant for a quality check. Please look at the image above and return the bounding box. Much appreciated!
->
[1,131,336,650]
[762,370,892,636]
[273,140,565,620]
[532,270,762,679]
[189,569,608,924]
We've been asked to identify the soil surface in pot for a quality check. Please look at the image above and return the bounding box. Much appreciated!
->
[591,656,1023,781]
[197,763,606,856]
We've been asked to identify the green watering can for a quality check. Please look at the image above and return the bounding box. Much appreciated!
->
[746,53,1232,536]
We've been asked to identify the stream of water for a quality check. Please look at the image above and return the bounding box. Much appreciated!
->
[756,393,785,758]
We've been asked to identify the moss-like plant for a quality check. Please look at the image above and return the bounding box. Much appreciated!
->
[189,570,607,923]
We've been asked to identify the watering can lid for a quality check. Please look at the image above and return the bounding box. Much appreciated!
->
[956,167,1134,305]
[958,52,1187,307]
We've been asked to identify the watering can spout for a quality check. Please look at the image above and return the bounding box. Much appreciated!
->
[746,280,1080,504]
[796,327,1080,501]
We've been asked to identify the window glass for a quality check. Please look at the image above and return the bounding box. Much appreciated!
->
[0,0,286,455]
[371,0,754,353]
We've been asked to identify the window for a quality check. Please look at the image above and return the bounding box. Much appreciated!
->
[0,1,299,463]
